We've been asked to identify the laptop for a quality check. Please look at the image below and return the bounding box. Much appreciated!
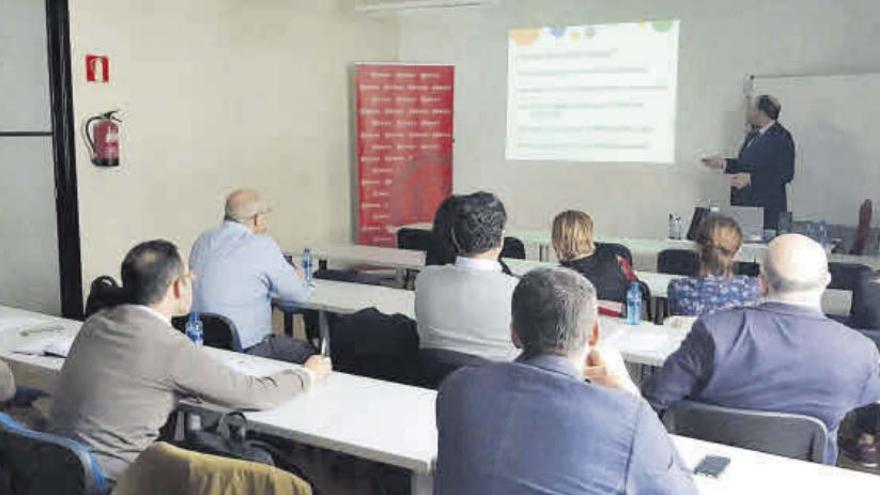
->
[721,206,765,243]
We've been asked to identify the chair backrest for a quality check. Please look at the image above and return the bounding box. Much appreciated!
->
[595,242,634,266]
[501,236,526,260]
[111,441,311,495]
[663,400,829,463]
[397,228,436,253]
[657,249,700,277]
[171,313,243,352]
[828,262,872,292]
[734,261,760,277]
[0,413,108,495]
[419,348,489,390]
[851,200,873,255]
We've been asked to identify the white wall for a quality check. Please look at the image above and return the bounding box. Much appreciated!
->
[0,0,61,314]
[398,0,880,238]
[68,0,398,292]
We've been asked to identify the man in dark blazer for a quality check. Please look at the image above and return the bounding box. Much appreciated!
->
[703,95,795,229]
[435,268,696,495]
[643,234,880,465]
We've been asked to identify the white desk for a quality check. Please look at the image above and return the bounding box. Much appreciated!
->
[2,306,877,494]
[397,224,880,270]
[674,436,880,493]
[0,306,436,494]
[309,245,425,271]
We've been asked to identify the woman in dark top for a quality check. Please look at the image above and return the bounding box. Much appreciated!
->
[426,195,460,266]
[551,210,629,303]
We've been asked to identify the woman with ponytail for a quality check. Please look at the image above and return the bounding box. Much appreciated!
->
[667,215,761,316]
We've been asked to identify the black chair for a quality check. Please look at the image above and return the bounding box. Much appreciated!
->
[734,261,761,277]
[171,313,243,352]
[0,413,109,495]
[420,348,489,390]
[596,242,634,267]
[328,308,421,386]
[828,262,872,292]
[397,228,436,253]
[501,236,526,260]
[657,249,700,277]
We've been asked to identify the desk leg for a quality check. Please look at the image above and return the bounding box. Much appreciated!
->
[318,310,330,356]
[283,311,294,337]
[411,472,433,495]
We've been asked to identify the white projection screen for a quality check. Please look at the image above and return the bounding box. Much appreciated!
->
[506,20,680,163]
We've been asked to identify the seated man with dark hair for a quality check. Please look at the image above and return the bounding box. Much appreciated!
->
[435,267,696,494]
[415,191,519,361]
[50,240,331,484]
[644,234,880,465]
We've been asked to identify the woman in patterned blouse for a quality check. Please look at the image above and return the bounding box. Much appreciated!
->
[667,215,761,316]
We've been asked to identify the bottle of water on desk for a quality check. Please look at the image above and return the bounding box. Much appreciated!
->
[302,247,314,285]
[185,312,203,346]
[626,282,642,326]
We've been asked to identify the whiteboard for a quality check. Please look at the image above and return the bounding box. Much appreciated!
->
[752,74,880,225]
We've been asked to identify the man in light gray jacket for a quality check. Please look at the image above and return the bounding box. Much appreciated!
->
[50,240,331,483]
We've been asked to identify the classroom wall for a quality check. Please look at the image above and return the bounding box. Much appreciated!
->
[398,0,880,238]
[68,0,398,293]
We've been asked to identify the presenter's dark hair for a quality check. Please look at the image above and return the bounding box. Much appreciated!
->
[121,240,185,305]
[451,191,507,255]
[756,95,781,120]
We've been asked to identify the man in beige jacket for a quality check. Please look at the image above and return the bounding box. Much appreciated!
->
[50,240,331,484]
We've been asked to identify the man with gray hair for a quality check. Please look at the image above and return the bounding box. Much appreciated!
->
[190,189,317,363]
[644,234,880,464]
[435,268,696,494]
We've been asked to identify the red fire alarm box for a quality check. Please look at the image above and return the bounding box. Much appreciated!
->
[86,55,110,83]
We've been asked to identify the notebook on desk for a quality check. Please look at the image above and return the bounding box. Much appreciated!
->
[12,335,75,358]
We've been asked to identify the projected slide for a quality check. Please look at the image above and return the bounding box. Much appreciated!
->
[506,21,679,163]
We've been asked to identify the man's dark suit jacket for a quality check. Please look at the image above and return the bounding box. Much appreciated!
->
[725,122,795,229]
[643,302,880,464]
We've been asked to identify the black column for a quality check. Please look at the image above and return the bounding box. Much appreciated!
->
[45,0,84,319]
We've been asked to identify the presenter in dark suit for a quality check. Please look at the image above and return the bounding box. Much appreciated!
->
[702,95,795,229]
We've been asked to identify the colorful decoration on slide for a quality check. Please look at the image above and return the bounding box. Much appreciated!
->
[651,20,676,33]
[509,28,541,46]
[549,26,566,39]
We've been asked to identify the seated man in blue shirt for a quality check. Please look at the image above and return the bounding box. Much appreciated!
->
[644,234,880,464]
[435,267,697,495]
[190,189,315,363]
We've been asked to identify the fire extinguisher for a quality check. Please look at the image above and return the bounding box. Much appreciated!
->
[83,110,121,167]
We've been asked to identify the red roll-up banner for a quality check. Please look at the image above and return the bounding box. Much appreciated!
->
[355,63,454,247]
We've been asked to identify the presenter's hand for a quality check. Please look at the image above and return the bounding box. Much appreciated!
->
[304,355,332,380]
[701,155,726,170]
[729,172,751,190]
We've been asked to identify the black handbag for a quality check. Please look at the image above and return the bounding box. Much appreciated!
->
[182,411,275,466]
[179,411,319,493]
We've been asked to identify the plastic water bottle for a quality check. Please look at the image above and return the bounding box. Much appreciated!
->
[185,312,203,346]
[302,248,313,284]
[818,221,829,248]
[626,282,642,326]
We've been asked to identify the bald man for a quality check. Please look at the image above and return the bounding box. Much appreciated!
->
[189,190,316,363]
[644,234,880,464]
